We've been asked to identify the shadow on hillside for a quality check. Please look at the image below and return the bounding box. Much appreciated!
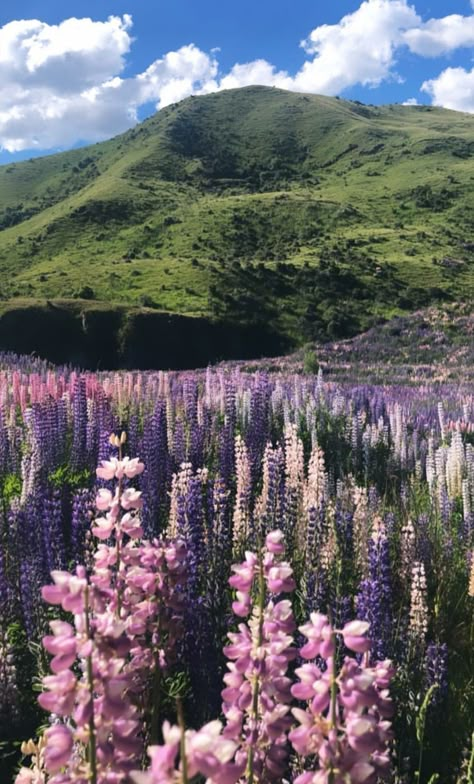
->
[0,302,289,369]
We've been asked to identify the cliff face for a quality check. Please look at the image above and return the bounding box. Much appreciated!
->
[0,302,287,369]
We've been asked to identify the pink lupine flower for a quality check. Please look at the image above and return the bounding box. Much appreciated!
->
[96,458,119,480]
[299,613,335,659]
[266,562,296,593]
[290,613,394,783]
[97,456,145,481]
[265,530,285,554]
[228,553,257,591]
[41,569,87,613]
[121,512,144,539]
[43,725,73,773]
[96,488,114,510]
[42,621,77,673]
[341,620,372,653]
[92,515,115,540]
[133,720,242,784]
[29,445,189,784]
[15,769,42,784]
[38,669,77,716]
[121,488,144,510]
[121,456,145,478]
[222,531,296,781]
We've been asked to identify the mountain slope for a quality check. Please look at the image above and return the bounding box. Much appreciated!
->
[0,85,473,347]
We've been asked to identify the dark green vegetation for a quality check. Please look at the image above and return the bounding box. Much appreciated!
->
[0,85,473,356]
[0,300,286,369]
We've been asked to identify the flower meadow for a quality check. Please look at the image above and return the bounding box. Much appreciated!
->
[0,356,473,783]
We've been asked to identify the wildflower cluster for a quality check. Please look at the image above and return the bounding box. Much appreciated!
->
[2,363,473,783]
[17,437,187,784]
[291,614,394,784]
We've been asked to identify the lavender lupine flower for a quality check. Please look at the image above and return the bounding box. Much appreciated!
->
[352,485,370,577]
[14,499,48,639]
[304,506,329,614]
[232,435,252,549]
[284,423,305,548]
[222,530,297,782]
[183,378,204,469]
[172,420,187,468]
[166,459,216,718]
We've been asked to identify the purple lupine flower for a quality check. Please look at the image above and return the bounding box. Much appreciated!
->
[70,376,88,472]
[424,641,448,707]
[246,373,270,483]
[140,401,169,537]
[42,488,67,574]
[218,380,236,485]
[71,488,94,566]
[356,521,393,661]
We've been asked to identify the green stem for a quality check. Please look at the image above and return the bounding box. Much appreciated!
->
[84,587,97,784]
[327,624,339,784]
[150,646,162,745]
[246,546,266,784]
[115,446,124,616]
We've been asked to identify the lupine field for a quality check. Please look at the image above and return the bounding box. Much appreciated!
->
[0,351,473,783]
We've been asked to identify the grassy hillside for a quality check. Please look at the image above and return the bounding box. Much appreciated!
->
[0,85,473,346]
[233,303,474,385]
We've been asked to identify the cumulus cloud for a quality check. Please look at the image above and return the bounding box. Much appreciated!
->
[1,2,474,153]
[0,15,218,152]
[403,14,474,56]
[402,97,419,105]
[293,0,420,94]
[0,16,133,92]
[422,67,474,113]
[216,60,291,92]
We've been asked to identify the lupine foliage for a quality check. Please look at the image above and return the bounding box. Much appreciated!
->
[0,357,472,782]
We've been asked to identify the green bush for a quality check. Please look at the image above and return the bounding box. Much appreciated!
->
[303,348,319,375]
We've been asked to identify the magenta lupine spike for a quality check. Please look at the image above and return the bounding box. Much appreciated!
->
[131,719,243,784]
[290,614,395,784]
[222,529,297,782]
[20,444,188,784]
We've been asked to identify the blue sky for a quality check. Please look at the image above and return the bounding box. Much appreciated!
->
[0,0,473,162]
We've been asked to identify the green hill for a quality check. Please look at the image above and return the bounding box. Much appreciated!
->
[0,85,473,351]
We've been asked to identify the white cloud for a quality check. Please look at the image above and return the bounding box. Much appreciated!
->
[403,14,474,55]
[0,15,218,152]
[293,0,420,94]
[216,60,291,92]
[422,67,474,113]
[0,16,132,92]
[402,97,419,105]
[1,2,474,153]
